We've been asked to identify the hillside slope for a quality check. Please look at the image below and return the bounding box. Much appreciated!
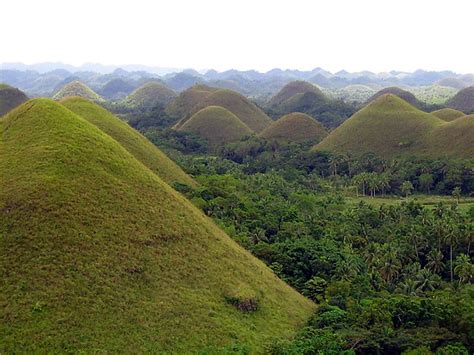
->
[174,89,272,133]
[447,86,474,113]
[0,99,314,352]
[177,105,253,146]
[0,84,28,116]
[367,86,423,108]
[166,84,218,118]
[268,81,324,108]
[61,97,196,187]
[260,112,327,143]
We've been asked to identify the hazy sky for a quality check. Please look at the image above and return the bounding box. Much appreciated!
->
[1,0,473,73]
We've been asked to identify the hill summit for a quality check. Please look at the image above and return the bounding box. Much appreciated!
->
[447,86,474,113]
[0,99,313,352]
[260,112,327,143]
[431,108,465,122]
[367,86,422,108]
[53,80,104,102]
[124,82,176,108]
[177,105,253,146]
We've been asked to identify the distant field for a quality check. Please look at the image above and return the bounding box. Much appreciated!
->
[346,194,474,213]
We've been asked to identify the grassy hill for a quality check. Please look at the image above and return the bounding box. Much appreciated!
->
[175,89,272,133]
[447,86,474,113]
[259,112,327,143]
[367,86,423,108]
[165,84,218,119]
[408,85,458,105]
[314,94,445,157]
[177,106,253,146]
[53,80,104,102]
[423,114,474,158]
[61,97,196,187]
[0,83,28,116]
[124,82,176,109]
[267,81,355,128]
[0,99,314,352]
[431,108,465,121]
[268,81,324,108]
[99,78,135,100]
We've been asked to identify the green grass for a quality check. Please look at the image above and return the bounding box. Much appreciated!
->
[61,97,196,187]
[124,82,176,108]
[177,105,254,146]
[315,94,474,159]
[447,86,474,113]
[175,89,272,133]
[165,84,218,119]
[0,83,28,116]
[259,112,327,143]
[0,99,314,352]
[53,80,104,102]
[346,194,474,213]
[431,108,465,121]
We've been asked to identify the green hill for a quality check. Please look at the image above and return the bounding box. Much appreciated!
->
[259,112,327,143]
[61,97,196,187]
[424,114,474,158]
[0,99,314,352]
[447,86,474,113]
[0,83,28,116]
[268,81,324,108]
[431,108,465,122]
[124,82,176,109]
[100,78,135,100]
[175,89,272,133]
[267,81,355,128]
[367,87,423,108]
[314,94,445,157]
[53,80,104,102]
[408,85,458,105]
[166,84,218,119]
[177,105,253,146]
[334,85,377,103]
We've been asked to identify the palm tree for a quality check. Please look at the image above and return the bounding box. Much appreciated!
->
[397,279,421,296]
[426,250,445,275]
[454,254,474,284]
[443,223,459,282]
[379,249,401,284]
[415,268,439,292]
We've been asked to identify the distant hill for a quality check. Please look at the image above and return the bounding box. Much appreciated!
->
[267,81,355,128]
[176,105,253,146]
[366,87,423,108]
[447,86,474,113]
[0,99,313,352]
[315,94,473,159]
[165,72,206,91]
[260,112,327,143]
[99,78,135,100]
[175,89,272,133]
[124,82,176,108]
[52,80,104,102]
[431,108,465,122]
[61,97,196,187]
[268,81,324,108]
[0,84,28,116]
[408,85,458,105]
[166,84,218,119]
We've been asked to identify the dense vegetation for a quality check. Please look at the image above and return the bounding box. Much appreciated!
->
[136,111,474,353]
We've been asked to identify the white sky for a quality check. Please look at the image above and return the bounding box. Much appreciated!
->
[1,0,473,73]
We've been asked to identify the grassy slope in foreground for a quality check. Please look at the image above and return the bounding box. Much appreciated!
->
[431,108,465,121]
[260,112,327,143]
[0,99,314,352]
[175,89,272,133]
[178,105,253,146]
[53,80,104,102]
[315,94,445,157]
[61,97,196,187]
